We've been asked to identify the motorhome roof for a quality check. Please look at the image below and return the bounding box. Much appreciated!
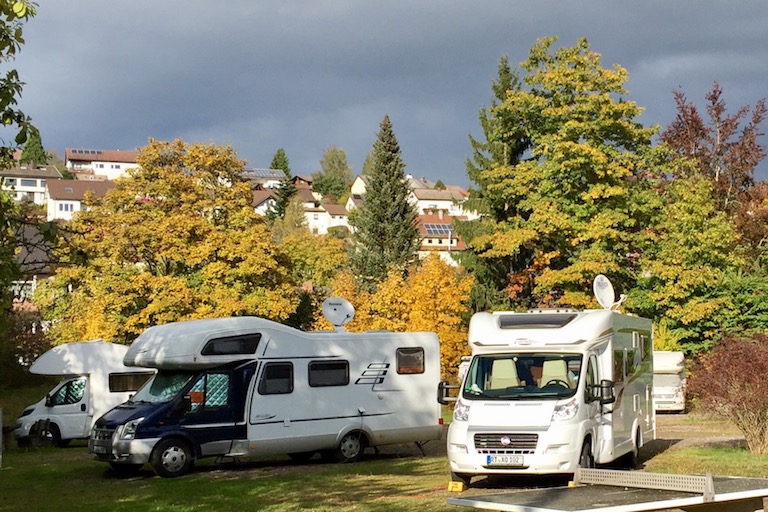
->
[29,340,131,376]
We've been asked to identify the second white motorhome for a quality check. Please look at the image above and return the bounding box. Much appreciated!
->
[441,276,655,486]
[652,351,686,413]
[89,300,444,477]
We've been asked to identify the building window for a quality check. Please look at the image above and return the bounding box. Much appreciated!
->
[58,203,74,212]
[20,179,36,187]
[96,163,104,169]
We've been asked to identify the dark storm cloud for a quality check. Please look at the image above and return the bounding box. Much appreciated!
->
[13,1,768,185]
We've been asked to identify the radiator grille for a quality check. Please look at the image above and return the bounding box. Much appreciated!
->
[474,433,538,454]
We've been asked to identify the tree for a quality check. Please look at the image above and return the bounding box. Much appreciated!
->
[465,37,662,308]
[20,126,47,165]
[687,334,768,454]
[266,148,297,220]
[312,146,353,203]
[349,115,420,289]
[660,82,767,212]
[35,139,300,343]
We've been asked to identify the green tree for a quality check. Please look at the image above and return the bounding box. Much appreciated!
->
[349,115,420,289]
[311,146,353,203]
[266,148,297,220]
[19,126,47,165]
[468,37,662,308]
[35,139,300,344]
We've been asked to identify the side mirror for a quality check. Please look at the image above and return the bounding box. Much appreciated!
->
[44,394,53,407]
[438,380,458,405]
[599,379,616,405]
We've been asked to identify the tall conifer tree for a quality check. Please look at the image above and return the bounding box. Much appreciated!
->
[20,127,47,165]
[349,115,419,289]
[266,148,297,220]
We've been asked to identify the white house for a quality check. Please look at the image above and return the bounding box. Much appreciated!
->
[46,179,115,221]
[242,168,287,189]
[0,164,62,205]
[65,148,138,181]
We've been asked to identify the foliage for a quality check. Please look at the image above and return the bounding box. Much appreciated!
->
[34,139,300,344]
[311,146,353,203]
[349,115,420,289]
[652,318,684,352]
[660,82,767,213]
[266,148,297,220]
[630,175,743,352]
[465,37,663,309]
[687,334,768,454]
[19,126,47,164]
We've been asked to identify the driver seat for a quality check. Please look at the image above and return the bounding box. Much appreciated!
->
[489,359,520,389]
[541,359,572,388]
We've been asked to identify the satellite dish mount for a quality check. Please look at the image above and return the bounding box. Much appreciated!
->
[593,274,627,311]
[322,297,355,331]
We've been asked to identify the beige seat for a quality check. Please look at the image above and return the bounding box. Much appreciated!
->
[540,359,572,388]
[489,359,520,389]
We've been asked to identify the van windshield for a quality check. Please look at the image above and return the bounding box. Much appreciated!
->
[463,353,582,400]
[129,370,196,404]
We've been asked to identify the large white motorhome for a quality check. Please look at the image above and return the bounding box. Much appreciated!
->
[14,340,154,447]
[89,300,443,477]
[441,276,655,486]
[652,351,686,413]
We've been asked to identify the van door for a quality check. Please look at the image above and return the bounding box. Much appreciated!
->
[180,370,238,457]
[46,376,90,439]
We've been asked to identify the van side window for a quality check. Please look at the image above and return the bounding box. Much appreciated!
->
[50,377,87,406]
[309,361,349,387]
[258,362,294,395]
[397,348,425,374]
[613,350,625,386]
[188,372,231,412]
[109,372,154,392]
[201,333,261,355]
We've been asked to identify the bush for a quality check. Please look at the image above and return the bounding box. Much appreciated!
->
[688,333,768,454]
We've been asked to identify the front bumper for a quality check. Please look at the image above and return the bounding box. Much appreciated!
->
[90,428,158,466]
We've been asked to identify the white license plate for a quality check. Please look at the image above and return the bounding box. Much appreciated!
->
[92,445,107,454]
[487,455,523,466]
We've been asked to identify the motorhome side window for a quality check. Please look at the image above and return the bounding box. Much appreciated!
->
[188,372,231,412]
[397,348,425,374]
[109,372,155,393]
[308,361,349,387]
[258,362,294,394]
[50,377,86,405]
[613,350,625,385]
[201,333,261,355]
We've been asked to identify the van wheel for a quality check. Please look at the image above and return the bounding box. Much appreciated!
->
[39,422,65,447]
[151,438,194,478]
[579,440,594,468]
[332,432,366,463]
[451,471,472,486]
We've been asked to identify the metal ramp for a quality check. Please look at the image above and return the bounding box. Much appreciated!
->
[447,468,768,512]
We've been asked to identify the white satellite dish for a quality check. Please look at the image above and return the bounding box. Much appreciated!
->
[593,274,616,310]
[322,297,355,331]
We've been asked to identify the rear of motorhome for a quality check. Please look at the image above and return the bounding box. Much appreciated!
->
[441,277,654,486]
[14,341,154,447]
[652,351,686,413]
[89,310,443,477]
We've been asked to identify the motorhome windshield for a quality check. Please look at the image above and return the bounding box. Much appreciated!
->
[463,353,582,400]
[129,370,196,404]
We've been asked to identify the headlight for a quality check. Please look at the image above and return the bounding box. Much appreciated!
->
[120,417,144,440]
[453,399,470,422]
[552,398,579,422]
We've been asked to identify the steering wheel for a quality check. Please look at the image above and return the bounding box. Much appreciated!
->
[544,379,570,388]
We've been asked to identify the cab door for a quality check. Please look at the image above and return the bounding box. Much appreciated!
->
[46,376,90,439]
[180,371,238,457]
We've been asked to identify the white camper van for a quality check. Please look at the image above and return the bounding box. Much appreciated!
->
[14,340,154,447]
[89,299,443,477]
[441,275,655,486]
[652,351,686,412]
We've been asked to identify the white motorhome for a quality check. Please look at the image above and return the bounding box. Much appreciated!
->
[89,300,443,477]
[652,351,686,413]
[14,340,154,447]
[441,276,655,486]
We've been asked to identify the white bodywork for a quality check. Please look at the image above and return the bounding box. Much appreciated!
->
[14,340,153,443]
[652,351,686,412]
[447,309,655,478]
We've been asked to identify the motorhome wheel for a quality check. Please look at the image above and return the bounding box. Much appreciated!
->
[332,432,366,463]
[151,438,194,478]
[579,441,594,469]
[626,428,641,469]
[451,471,472,487]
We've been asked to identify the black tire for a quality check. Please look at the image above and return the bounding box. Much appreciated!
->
[288,451,316,462]
[626,428,641,469]
[109,462,144,476]
[451,471,472,486]
[332,431,366,463]
[41,423,62,447]
[579,440,594,469]
[151,438,194,478]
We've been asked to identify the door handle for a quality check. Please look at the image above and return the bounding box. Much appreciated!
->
[81,404,86,412]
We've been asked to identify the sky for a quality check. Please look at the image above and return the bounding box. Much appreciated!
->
[10,1,768,188]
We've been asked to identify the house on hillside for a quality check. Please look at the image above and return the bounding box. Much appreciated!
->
[417,213,467,266]
[0,164,63,205]
[47,179,115,221]
[242,168,286,189]
[252,187,277,216]
[65,148,138,181]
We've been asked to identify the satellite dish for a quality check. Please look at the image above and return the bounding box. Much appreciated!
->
[322,297,355,331]
[593,274,616,310]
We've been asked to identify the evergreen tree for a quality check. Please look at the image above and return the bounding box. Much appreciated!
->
[349,115,420,289]
[311,146,353,202]
[266,148,297,220]
[20,127,47,165]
